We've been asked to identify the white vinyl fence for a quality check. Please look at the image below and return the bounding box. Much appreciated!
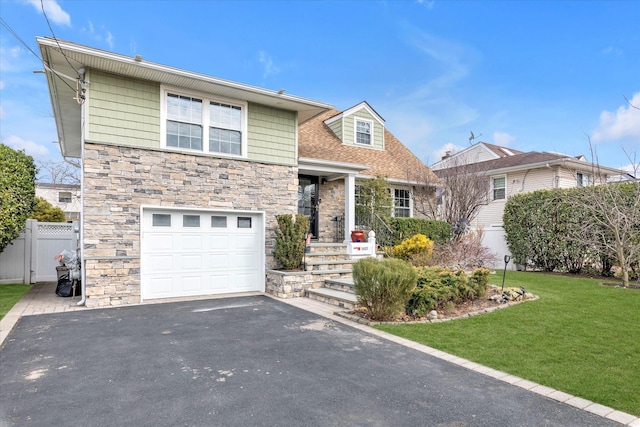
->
[0,220,79,284]
[481,225,517,271]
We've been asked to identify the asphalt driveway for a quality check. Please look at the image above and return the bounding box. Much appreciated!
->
[0,295,621,426]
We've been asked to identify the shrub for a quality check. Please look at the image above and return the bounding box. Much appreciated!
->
[406,267,489,317]
[353,257,417,321]
[392,234,434,266]
[0,144,37,253]
[29,197,66,222]
[428,229,498,270]
[388,217,451,245]
[273,214,309,270]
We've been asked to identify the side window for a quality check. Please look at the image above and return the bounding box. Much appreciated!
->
[492,176,506,200]
[152,213,171,227]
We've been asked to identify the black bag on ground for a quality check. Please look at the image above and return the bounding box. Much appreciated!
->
[55,274,81,297]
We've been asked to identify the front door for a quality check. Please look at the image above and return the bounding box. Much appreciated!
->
[298,176,319,239]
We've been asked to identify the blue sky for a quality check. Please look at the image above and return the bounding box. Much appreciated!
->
[1,0,639,175]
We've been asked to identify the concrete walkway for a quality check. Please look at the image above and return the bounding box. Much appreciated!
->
[1,283,638,426]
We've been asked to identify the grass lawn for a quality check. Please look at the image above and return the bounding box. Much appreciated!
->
[376,271,640,416]
[0,284,32,321]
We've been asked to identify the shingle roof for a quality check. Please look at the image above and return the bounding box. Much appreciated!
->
[434,151,570,178]
[299,109,439,183]
[481,142,524,157]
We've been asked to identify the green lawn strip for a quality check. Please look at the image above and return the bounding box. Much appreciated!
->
[0,284,32,321]
[376,271,640,416]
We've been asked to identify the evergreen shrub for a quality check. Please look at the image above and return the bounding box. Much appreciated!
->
[353,257,417,321]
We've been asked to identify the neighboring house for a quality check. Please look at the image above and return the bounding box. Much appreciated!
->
[35,182,81,221]
[431,142,625,267]
[39,38,437,307]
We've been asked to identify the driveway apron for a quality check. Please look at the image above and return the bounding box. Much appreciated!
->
[0,295,621,426]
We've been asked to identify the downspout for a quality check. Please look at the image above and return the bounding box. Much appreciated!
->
[77,71,87,306]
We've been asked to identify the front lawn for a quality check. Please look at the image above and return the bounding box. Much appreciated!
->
[376,271,640,416]
[0,284,32,321]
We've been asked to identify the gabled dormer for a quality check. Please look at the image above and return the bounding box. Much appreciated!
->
[323,101,385,150]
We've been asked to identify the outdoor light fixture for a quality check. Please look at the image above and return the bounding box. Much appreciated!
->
[501,255,511,291]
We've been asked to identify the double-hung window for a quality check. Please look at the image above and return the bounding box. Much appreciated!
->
[355,119,372,145]
[166,94,203,150]
[492,176,506,200]
[393,189,411,217]
[163,87,246,156]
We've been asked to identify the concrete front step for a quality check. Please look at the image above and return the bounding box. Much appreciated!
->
[323,278,355,293]
[305,260,354,271]
[306,287,357,310]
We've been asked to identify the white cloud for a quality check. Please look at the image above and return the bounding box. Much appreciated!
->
[433,143,464,163]
[4,135,50,158]
[416,0,435,9]
[26,0,71,27]
[601,46,623,56]
[591,92,640,144]
[493,131,515,146]
[0,105,4,119]
[258,51,280,79]
[82,21,115,50]
[105,32,114,50]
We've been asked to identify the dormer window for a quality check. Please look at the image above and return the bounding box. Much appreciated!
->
[355,119,372,145]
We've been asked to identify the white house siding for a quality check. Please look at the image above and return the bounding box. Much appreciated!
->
[82,143,297,308]
[35,183,81,221]
[432,144,497,170]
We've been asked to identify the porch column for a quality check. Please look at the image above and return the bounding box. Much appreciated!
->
[344,173,356,243]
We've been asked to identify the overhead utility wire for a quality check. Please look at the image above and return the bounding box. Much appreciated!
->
[0,17,76,94]
[40,0,80,79]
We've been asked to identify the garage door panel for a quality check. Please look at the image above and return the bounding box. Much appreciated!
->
[205,274,229,292]
[146,233,173,251]
[209,235,230,250]
[180,234,204,250]
[208,254,229,269]
[142,209,263,300]
[148,254,173,271]
[182,275,202,292]
[181,254,203,270]
[233,253,258,269]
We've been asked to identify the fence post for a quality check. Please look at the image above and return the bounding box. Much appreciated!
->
[23,219,35,284]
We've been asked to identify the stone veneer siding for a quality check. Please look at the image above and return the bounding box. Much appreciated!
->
[316,179,345,243]
[82,143,297,307]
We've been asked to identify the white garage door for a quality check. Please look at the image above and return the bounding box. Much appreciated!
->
[141,209,264,300]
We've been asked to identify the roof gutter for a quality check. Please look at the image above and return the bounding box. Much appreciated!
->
[36,37,333,111]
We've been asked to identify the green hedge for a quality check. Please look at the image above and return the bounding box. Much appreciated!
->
[503,183,640,276]
[389,218,451,245]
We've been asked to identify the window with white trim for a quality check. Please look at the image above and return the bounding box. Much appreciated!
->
[393,189,411,217]
[576,172,592,187]
[355,119,372,145]
[492,176,506,200]
[162,88,246,156]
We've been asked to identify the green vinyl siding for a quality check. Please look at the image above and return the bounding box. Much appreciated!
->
[343,108,384,149]
[86,70,160,148]
[247,103,297,165]
[327,119,343,141]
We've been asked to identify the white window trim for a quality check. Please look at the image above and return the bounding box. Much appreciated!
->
[354,117,374,146]
[392,187,413,218]
[576,172,592,187]
[160,85,248,158]
[491,175,507,201]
